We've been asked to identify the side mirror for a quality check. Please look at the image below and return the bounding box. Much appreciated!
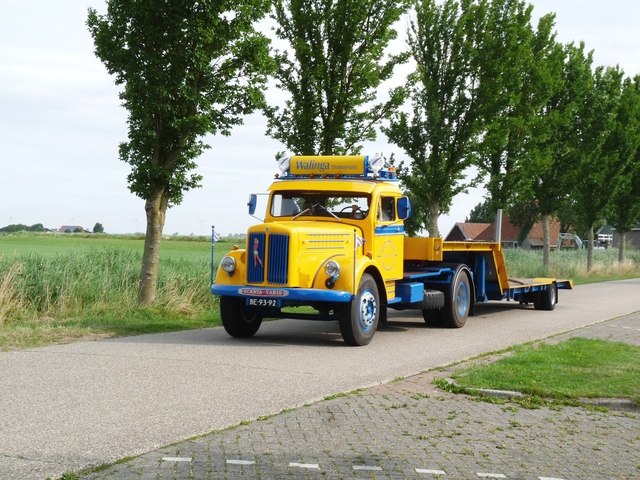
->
[397,196,411,220]
[247,194,257,215]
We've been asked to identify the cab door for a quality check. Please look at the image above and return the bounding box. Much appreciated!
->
[373,195,405,298]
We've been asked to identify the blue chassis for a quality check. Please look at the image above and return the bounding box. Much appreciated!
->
[212,260,571,320]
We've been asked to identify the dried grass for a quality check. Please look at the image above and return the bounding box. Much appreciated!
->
[0,261,25,327]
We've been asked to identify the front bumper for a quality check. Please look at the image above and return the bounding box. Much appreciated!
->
[211,285,353,303]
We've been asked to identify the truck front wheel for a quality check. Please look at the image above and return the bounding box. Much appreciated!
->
[220,296,263,338]
[442,268,471,328]
[339,273,380,346]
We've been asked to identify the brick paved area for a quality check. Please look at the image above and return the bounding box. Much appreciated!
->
[78,316,640,480]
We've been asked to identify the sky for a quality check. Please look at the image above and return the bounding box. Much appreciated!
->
[1,1,639,237]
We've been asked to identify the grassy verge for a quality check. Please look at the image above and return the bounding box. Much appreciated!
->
[443,338,640,406]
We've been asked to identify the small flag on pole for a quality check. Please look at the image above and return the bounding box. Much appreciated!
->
[355,234,365,247]
[213,231,221,242]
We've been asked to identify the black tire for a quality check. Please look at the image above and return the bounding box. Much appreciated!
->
[532,283,557,311]
[339,273,380,346]
[541,283,557,311]
[441,268,471,328]
[532,291,543,310]
[422,308,443,327]
[220,296,263,338]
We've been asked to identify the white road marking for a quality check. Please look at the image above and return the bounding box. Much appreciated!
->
[226,459,256,465]
[161,457,192,462]
[353,465,382,471]
[289,462,320,469]
[416,468,447,475]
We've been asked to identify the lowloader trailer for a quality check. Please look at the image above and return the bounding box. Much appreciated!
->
[211,155,572,346]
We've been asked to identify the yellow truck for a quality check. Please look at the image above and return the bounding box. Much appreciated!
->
[211,155,572,346]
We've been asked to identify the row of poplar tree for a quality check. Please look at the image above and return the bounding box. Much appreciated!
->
[87,0,640,304]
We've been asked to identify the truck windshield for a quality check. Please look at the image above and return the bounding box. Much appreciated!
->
[271,192,370,220]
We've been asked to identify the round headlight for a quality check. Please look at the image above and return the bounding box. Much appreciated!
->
[325,260,340,278]
[220,256,236,273]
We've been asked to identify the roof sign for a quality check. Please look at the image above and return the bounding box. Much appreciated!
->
[276,154,397,181]
[290,155,366,175]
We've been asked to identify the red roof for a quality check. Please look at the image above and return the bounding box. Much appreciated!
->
[444,214,561,245]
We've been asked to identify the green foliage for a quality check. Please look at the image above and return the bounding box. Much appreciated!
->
[475,0,550,212]
[87,0,273,205]
[93,222,105,233]
[466,200,493,223]
[606,75,640,237]
[572,66,625,228]
[267,0,410,156]
[0,223,47,233]
[384,0,488,237]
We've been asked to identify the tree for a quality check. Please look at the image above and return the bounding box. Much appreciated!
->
[384,0,486,237]
[0,224,28,233]
[475,0,545,213]
[605,75,640,262]
[517,41,591,268]
[465,200,493,223]
[88,0,273,305]
[570,65,625,271]
[266,0,410,156]
[93,222,105,234]
[477,0,564,233]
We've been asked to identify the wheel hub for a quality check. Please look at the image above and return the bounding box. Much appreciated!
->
[359,290,377,330]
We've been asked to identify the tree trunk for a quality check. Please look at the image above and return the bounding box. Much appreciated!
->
[618,231,627,262]
[137,187,169,306]
[586,226,594,273]
[428,201,440,238]
[541,213,550,269]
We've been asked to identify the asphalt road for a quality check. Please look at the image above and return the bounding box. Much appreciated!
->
[1,278,639,480]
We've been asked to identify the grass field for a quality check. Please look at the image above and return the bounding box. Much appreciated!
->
[1,232,639,350]
[0,233,236,349]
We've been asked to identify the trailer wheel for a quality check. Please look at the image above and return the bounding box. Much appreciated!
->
[220,296,262,338]
[541,283,557,311]
[442,268,471,328]
[339,273,379,346]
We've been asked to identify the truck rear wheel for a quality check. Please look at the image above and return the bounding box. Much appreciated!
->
[220,296,262,338]
[339,273,379,346]
[442,268,471,328]
[421,289,445,327]
[422,308,442,327]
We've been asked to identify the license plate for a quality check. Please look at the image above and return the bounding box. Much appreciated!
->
[246,297,280,307]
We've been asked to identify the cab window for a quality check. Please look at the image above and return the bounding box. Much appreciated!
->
[378,197,396,222]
